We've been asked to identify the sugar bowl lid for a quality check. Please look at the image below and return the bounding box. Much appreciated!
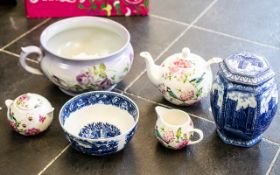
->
[219,53,275,86]
[14,93,52,111]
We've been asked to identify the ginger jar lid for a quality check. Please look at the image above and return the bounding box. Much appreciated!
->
[14,93,52,111]
[219,53,275,86]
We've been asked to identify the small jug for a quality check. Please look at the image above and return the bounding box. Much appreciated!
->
[154,106,203,149]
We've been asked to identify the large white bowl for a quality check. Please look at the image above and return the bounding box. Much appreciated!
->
[20,17,134,96]
[59,91,139,156]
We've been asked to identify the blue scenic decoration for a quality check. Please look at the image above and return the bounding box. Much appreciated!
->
[79,122,121,139]
[125,126,136,143]
[65,132,119,155]
[211,53,278,147]
[59,91,139,155]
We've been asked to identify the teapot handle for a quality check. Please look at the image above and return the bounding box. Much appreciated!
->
[20,46,43,75]
[206,57,223,67]
[188,128,204,145]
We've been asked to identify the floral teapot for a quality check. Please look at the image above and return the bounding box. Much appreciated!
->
[140,48,221,106]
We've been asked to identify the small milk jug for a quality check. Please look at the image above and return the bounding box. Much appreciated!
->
[154,106,203,149]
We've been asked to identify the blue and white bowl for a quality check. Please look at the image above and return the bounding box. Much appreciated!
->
[59,91,139,156]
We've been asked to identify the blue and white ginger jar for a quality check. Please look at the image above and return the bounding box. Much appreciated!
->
[210,53,278,147]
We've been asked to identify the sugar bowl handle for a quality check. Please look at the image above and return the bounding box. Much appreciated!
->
[5,99,13,109]
[188,128,204,145]
[20,46,43,75]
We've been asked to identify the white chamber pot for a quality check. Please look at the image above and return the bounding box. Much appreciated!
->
[20,16,134,96]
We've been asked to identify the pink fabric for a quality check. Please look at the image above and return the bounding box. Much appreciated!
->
[25,0,149,18]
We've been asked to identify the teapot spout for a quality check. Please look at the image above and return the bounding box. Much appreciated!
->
[155,106,169,119]
[140,52,161,86]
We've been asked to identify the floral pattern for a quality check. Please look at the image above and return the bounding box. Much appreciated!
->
[7,110,43,136]
[77,0,149,16]
[158,57,206,105]
[162,130,175,144]
[25,128,41,136]
[15,94,43,110]
[16,95,29,108]
[52,63,130,93]
[39,115,46,123]
[155,126,191,149]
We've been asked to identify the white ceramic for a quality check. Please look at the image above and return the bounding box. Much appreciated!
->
[154,106,203,149]
[59,91,139,156]
[141,47,221,106]
[20,16,134,96]
[5,93,54,136]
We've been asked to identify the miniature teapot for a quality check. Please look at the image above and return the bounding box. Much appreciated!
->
[154,106,203,149]
[5,93,54,136]
[140,48,222,106]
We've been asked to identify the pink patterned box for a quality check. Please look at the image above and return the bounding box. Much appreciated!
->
[25,0,149,18]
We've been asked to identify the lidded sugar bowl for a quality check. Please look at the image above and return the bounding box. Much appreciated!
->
[210,53,278,147]
[5,93,54,136]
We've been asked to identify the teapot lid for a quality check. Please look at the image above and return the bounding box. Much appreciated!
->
[14,93,52,111]
[220,53,275,86]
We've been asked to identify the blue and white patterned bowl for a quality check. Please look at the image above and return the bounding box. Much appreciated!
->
[59,91,139,156]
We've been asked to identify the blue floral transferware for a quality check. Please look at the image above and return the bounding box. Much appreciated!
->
[210,53,278,147]
[59,91,139,155]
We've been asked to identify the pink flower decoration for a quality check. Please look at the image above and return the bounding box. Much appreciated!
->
[76,72,92,85]
[39,115,46,123]
[176,140,189,149]
[173,58,191,68]
[25,128,40,136]
[162,131,175,144]
[19,95,28,101]
[159,84,167,96]
[180,90,195,101]
[169,66,179,74]
[180,84,196,101]
[9,121,18,132]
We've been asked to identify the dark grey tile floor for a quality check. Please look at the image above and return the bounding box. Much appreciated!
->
[0,0,280,175]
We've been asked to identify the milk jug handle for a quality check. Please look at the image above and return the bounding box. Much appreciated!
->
[20,46,43,75]
[188,128,204,145]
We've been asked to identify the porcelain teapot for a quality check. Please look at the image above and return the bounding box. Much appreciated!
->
[140,48,221,106]
[5,93,54,136]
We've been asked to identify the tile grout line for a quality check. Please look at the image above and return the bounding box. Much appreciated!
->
[263,138,280,146]
[124,0,218,92]
[192,25,280,51]
[1,49,20,57]
[149,14,189,26]
[1,18,51,50]
[266,146,280,175]
[149,12,280,51]
[0,49,39,63]
[37,144,70,175]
